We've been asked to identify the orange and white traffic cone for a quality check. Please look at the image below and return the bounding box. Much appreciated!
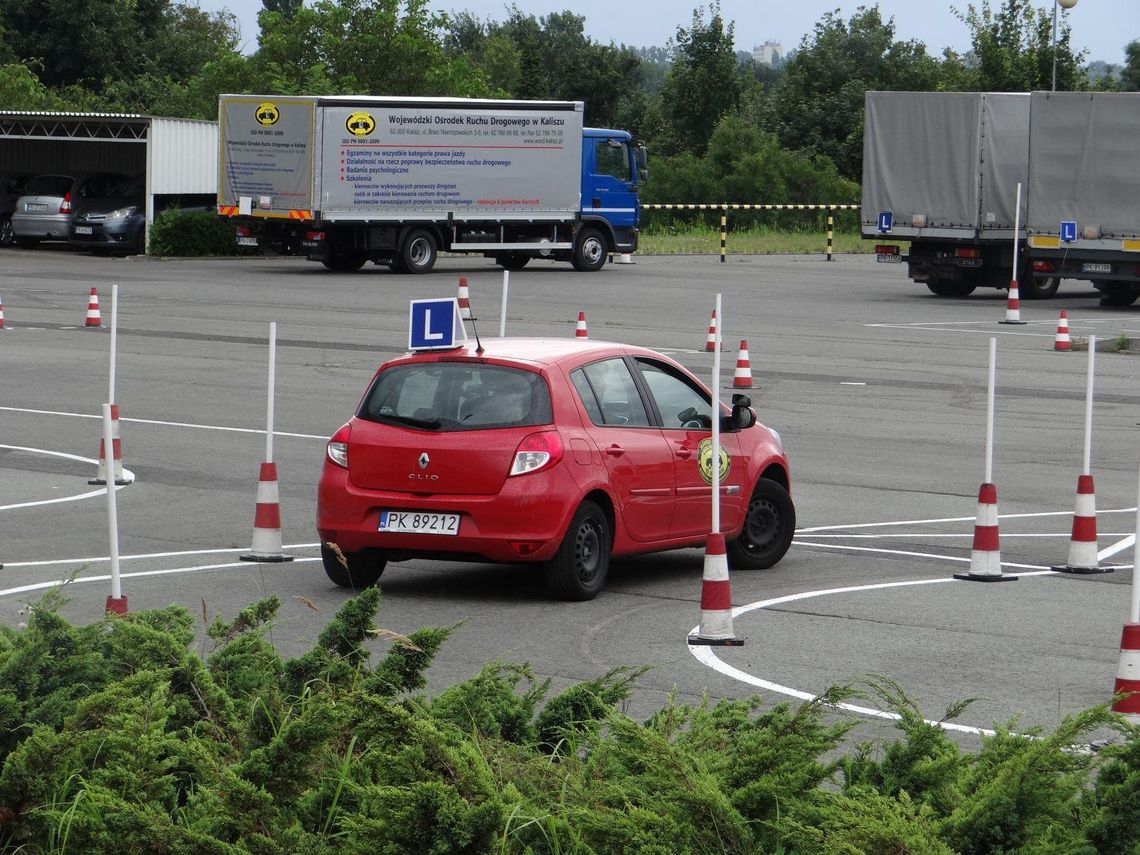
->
[687,533,744,645]
[457,276,474,320]
[705,309,723,352]
[575,311,588,338]
[1054,310,1072,351]
[1053,474,1112,574]
[1112,624,1140,724]
[954,482,1017,581]
[0,295,6,329]
[89,404,132,485]
[999,280,1027,325]
[732,340,753,389]
[239,462,294,563]
[85,287,102,328]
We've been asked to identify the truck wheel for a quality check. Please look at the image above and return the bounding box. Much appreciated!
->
[497,253,530,271]
[322,251,366,272]
[925,280,975,297]
[400,228,437,274]
[1096,282,1139,307]
[1020,277,1059,299]
[571,227,607,272]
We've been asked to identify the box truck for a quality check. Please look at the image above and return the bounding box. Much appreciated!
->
[217,94,646,273]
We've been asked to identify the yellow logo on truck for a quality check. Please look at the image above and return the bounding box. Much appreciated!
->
[345,111,376,136]
[697,438,731,485]
[254,102,280,126]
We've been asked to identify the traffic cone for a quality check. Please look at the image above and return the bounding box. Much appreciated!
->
[457,276,474,320]
[575,311,588,338]
[688,533,744,645]
[705,309,723,352]
[1112,624,1140,724]
[999,280,1027,325]
[1054,311,1071,351]
[0,295,6,328]
[85,287,102,328]
[1052,474,1113,574]
[89,404,132,485]
[239,462,294,563]
[106,595,128,616]
[954,483,1017,581]
[732,340,753,389]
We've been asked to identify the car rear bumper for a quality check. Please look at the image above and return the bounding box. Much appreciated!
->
[12,212,70,239]
[316,464,581,562]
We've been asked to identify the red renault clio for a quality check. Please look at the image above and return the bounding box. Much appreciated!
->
[316,338,794,600]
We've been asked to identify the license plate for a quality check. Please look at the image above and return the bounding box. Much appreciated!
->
[25,203,46,212]
[956,258,983,268]
[379,510,460,535]
[1081,262,1111,273]
[236,236,258,247]
[876,254,902,263]
[73,226,93,235]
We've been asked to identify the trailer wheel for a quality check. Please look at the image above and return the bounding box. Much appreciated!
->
[322,252,366,272]
[571,227,607,272]
[401,229,437,274]
[497,253,530,271]
[1095,282,1139,307]
[1020,277,1059,299]
[925,280,975,297]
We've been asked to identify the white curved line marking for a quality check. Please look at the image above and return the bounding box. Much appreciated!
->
[2,543,321,569]
[0,406,326,440]
[0,444,135,511]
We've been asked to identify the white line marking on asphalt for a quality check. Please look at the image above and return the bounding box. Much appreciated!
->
[797,507,1137,532]
[0,406,327,440]
[0,445,135,511]
[1,543,322,569]
[839,381,866,386]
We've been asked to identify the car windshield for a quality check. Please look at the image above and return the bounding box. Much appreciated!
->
[359,362,552,431]
[23,175,73,196]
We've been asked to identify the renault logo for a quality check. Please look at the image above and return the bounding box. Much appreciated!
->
[418,452,430,469]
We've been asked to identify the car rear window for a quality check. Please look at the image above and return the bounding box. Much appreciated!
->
[359,363,552,431]
[22,175,73,196]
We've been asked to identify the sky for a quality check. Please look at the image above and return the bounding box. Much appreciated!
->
[200,0,1137,66]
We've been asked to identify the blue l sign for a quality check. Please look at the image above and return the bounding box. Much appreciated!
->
[877,211,893,233]
[1060,220,1077,243]
[409,298,466,351]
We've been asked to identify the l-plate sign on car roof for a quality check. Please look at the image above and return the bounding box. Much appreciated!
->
[408,297,468,351]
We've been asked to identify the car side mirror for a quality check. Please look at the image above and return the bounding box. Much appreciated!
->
[729,394,756,430]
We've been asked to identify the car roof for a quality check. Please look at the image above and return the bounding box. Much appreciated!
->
[393,337,669,368]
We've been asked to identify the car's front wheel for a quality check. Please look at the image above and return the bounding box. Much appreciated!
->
[321,543,386,588]
[727,479,795,570]
[544,500,610,600]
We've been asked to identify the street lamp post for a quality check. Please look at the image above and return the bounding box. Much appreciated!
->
[1052,0,1078,92]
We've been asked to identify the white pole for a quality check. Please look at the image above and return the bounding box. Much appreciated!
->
[499,270,509,337]
[108,284,118,404]
[1131,463,1140,624]
[711,294,722,534]
[1082,335,1095,476]
[266,322,276,463]
[985,337,996,484]
[1011,183,1022,286]
[103,403,121,600]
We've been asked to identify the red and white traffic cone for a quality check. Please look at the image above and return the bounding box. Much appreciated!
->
[954,482,1017,582]
[705,309,723,352]
[687,533,744,645]
[1054,310,1071,351]
[457,276,474,320]
[89,404,132,485]
[999,280,1027,325]
[0,295,6,328]
[85,287,102,328]
[1053,474,1112,574]
[732,340,753,389]
[1112,624,1140,724]
[239,462,294,563]
[106,595,128,616]
[575,311,588,338]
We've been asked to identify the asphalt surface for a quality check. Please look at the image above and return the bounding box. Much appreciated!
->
[1,246,1138,743]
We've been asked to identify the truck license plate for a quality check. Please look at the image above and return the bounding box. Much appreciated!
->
[876,254,902,263]
[236,236,258,247]
[1081,262,1111,273]
[379,510,460,536]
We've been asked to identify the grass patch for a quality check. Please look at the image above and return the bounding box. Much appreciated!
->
[640,225,875,255]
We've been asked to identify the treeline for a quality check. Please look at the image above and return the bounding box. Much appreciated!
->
[2,0,1139,204]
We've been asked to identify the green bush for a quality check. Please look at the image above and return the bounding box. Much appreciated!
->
[148,208,238,257]
[0,588,1137,853]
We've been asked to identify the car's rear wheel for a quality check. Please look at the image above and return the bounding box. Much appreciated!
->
[727,479,796,571]
[14,237,38,249]
[321,544,386,588]
[544,500,610,600]
[0,216,13,247]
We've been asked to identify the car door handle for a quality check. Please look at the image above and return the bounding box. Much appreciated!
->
[605,444,625,457]
[674,447,693,459]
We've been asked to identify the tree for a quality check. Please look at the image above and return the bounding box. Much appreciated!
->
[1122,40,1140,91]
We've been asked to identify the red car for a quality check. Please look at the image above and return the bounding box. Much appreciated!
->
[316,338,794,600]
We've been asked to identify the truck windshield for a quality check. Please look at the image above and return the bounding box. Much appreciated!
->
[596,140,630,182]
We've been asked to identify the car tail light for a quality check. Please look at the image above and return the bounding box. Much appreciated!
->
[954,247,981,258]
[509,430,563,476]
[874,244,899,255]
[1032,260,1056,273]
[236,226,253,237]
[306,230,326,241]
[327,424,350,468]
[59,192,71,214]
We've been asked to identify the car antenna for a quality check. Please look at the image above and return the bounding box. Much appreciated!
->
[467,314,484,355]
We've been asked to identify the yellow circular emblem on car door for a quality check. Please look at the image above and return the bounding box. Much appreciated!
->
[345,111,376,136]
[697,438,731,485]
[255,103,280,126]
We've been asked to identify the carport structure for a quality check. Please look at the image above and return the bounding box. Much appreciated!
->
[0,111,217,252]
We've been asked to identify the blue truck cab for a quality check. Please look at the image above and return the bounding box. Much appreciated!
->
[580,128,646,263]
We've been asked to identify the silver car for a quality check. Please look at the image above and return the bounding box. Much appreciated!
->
[11,173,124,249]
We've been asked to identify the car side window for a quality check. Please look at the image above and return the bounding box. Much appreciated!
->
[636,359,711,429]
[574,358,650,427]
